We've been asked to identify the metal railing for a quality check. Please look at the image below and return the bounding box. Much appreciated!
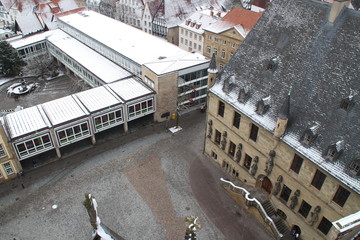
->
[220,178,283,239]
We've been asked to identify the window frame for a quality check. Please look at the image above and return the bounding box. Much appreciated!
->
[228,141,236,157]
[215,130,221,145]
[280,185,292,202]
[290,154,304,174]
[2,162,14,176]
[249,124,259,142]
[0,144,6,158]
[298,200,312,218]
[311,170,326,190]
[332,186,350,207]
[244,154,252,170]
[317,217,332,235]
[233,111,241,129]
[218,100,225,117]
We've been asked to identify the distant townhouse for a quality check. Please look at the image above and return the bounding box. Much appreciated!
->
[204,0,360,239]
[203,7,263,70]
[178,9,224,54]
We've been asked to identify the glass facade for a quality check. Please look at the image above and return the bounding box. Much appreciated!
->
[15,134,53,159]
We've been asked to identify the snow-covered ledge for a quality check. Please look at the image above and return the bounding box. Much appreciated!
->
[220,178,283,239]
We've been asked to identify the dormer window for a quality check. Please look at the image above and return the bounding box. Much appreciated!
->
[324,140,344,161]
[256,96,270,115]
[238,88,250,103]
[267,56,279,71]
[349,161,360,176]
[300,123,320,146]
[185,19,191,25]
[340,96,354,111]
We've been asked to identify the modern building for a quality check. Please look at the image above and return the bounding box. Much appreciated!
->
[203,7,263,70]
[2,77,155,162]
[204,0,360,240]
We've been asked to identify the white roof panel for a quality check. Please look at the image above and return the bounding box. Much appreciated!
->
[75,86,123,112]
[58,10,193,65]
[41,95,89,126]
[47,29,132,83]
[5,106,50,139]
[144,51,209,75]
[108,78,153,102]
[9,31,53,49]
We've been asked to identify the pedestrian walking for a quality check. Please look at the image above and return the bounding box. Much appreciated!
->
[32,160,38,168]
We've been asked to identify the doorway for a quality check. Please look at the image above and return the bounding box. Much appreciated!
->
[261,176,273,194]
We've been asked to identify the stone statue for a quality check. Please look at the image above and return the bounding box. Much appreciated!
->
[185,216,201,240]
[207,120,212,138]
[265,150,276,175]
[83,193,101,230]
[272,175,283,196]
[235,143,242,163]
[290,190,300,209]
[220,131,227,150]
[250,156,259,176]
[308,206,321,226]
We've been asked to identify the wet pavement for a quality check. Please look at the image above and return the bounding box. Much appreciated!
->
[0,111,274,240]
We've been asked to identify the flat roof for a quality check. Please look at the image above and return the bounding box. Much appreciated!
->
[41,95,89,126]
[75,85,123,113]
[47,29,132,84]
[9,31,53,49]
[58,10,195,65]
[107,78,154,102]
[4,106,50,139]
[144,51,209,75]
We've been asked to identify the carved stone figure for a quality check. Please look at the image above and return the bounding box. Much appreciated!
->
[290,190,300,209]
[272,175,283,196]
[83,193,100,230]
[308,206,321,226]
[265,150,276,175]
[235,143,242,163]
[220,131,227,150]
[250,156,259,176]
[207,120,212,138]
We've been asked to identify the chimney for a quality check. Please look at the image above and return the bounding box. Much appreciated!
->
[210,10,214,16]
[216,11,221,17]
[328,0,350,23]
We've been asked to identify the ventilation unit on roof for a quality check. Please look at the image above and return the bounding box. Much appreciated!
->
[267,56,279,71]
[238,87,250,103]
[340,96,355,111]
[158,56,166,60]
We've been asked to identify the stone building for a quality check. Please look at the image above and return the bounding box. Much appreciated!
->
[203,7,263,71]
[204,0,360,239]
[0,122,22,183]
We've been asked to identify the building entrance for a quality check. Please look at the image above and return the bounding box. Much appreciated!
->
[261,176,272,193]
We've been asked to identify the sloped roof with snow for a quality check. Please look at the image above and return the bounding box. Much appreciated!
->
[108,78,154,102]
[75,86,123,113]
[179,10,221,34]
[4,106,51,139]
[16,14,44,36]
[210,0,360,193]
[58,10,194,65]
[41,95,89,126]
[46,29,132,84]
[204,7,263,34]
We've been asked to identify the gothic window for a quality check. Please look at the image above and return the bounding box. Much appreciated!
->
[233,111,241,129]
[317,217,332,235]
[244,154,252,170]
[218,100,225,117]
[280,185,292,202]
[311,170,326,190]
[215,130,221,145]
[298,200,312,218]
[290,154,303,174]
[249,124,259,142]
[332,186,350,207]
[228,141,236,157]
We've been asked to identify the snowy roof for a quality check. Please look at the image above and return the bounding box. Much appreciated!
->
[204,7,263,34]
[107,78,154,102]
[144,51,209,75]
[211,0,360,193]
[16,14,44,36]
[46,29,132,84]
[74,85,123,113]
[4,106,51,139]
[179,10,221,35]
[9,31,53,49]
[58,10,193,66]
[41,95,89,126]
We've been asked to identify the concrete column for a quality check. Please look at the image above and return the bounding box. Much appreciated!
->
[50,130,61,158]
[123,121,128,133]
